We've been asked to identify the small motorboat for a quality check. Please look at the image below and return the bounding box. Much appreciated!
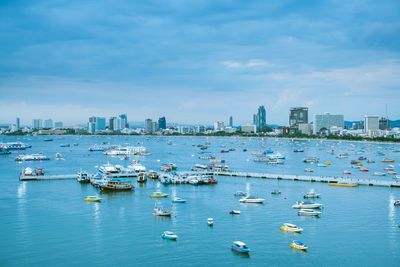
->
[343,170,351,175]
[382,159,395,163]
[280,223,303,233]
[384,167,394,171]
[234,191,246,196]
[303,191,320,199]
[298,209,321,217]
[229,210,241,215]
[394,201,400,206]
[305,168,314,173]
[232,241,250,253]
[359,168,369,172]
[208,218,214,226]
[290,240,307,251]
[55,153,62,158]
[317,163,326,167]
[292,201,323,209]
[388,171,397,175]
[162,231,178,240]
[153,205,172,216]
[359,156,367,160]
[271,190,281,195]
[239,196,265,203]
[150,191,169,198]
[374,172,386,176]
[329,183,358,187]
[172,197,186,203]
[84,196,102,202]
[324,162,331,165]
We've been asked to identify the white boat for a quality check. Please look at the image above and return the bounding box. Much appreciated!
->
[1,141,31,150]
[280,223,303,233]
[127,162,146,174]
[229,210,241,215]
[267,159,285,164]
[55,152,62,158]
[298,209,322,217]
[268,153,285,160]
[373,172,386,176]
[15,153,50,161]
[98,163,136,178]
[292,201,323,209]
[239,196,265,203]
[104,146,146,156]
[208,218,214,226]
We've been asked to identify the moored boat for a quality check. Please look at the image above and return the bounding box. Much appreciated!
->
[77,171,91,183]
[290,240,307,250]
[292,201,323,209]
[161,231,178,240]
[150,191,169,198]
[382,159,395,163]
[298,209,321,217]
[172,197,186,203]
[153,205,172,216]
[98,177,134,191]
[281,223,303,233]
[232,241,250,253]
[239,196,265,203]
[329,183,358,187]
[303,191,320,199]
[84,196,102,202]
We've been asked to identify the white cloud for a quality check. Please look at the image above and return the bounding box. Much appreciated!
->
[223,59,274,68]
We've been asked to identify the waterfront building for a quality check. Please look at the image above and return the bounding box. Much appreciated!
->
[298,123,313,135]
[95,117,106,131]
[214,121,224,131]
[32,119,42,129]
[144,119,152,133]
[158,117,166,129]
[44,119,53,129]
[11,124,17,132]
[109,117,122,131]
[54,122,63,129]
[289,107,308,127]
[313,113,344,134]
[364,115,379,137]
[119,114,128,129]
[379,117,389,130]
[16,117,20,130]
[224,127,237,133]
[229,116,233,127]
[152,121,159,132]
[88,122,95,134]
[195,125,206,133]
[352,122,364,130]
[179,126,195,134]
[89,116,96,124]
[253,106,266,131]
[241,125,256,133]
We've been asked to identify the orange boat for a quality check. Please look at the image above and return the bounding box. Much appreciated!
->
[329,183,358,187]
[382,159,395,163]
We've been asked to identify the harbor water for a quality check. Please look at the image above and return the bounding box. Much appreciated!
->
[1,136,400,266]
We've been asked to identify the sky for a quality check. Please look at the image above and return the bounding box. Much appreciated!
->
[0,0,399,126]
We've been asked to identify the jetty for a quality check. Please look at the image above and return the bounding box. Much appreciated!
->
[204,171,400,188]
[20,174,77,181]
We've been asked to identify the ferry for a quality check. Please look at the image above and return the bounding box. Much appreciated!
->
[127,161,146,174]
[98,177,134,191]
[232,241,250,253]
[77,171,91,183]
[0,146,11,155]
[298,209,321,217]
[15,153,50,161]
[1,141,31,150]
[292,201,323,209]
[239,196,265,203]
[329,183,358,187]
[150,191,169,198]
[84,196,102,202]
[281,223,303,233]
[162,231,178,240]
[290,240,307,251]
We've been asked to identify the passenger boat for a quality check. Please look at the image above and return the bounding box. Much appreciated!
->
[305,168,314,173]
[373,172,386,176]
[280,223,303,233]
[150,191,169,198]
[153,205,172,216]
[77,171,91,183]
[394,201,400,206]
[239,196,265,203]
[1,141,31,150]
[382,159,395,163]
[234,191,246,196]
[84,196,102,202]
[229,210,241,215]
[208,218,214,226]
[271,190,281,194]
[98,177,134,191]
[329,183,358,187]
[232,241,250,253]
[343,170,351,175]
[0,146,11,155]
[290,240,307,251]
[292,201,323,209]
[172,197,186,203]
[298,209,321,217]
[161,231,178,240]
[15,153,50,161]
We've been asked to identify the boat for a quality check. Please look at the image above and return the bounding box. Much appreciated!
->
[280,223,303,233]
[160,163,178,172]
[268,153,285,160]
[254,157,269,162]
[373,172,386,176]
[359,156,367,160]
[343,170,351,175]
[0,146,11,155]
[324,162,331,165]
[232,241,250,253]
[293,149,304,152]
[292,201,323,209]
[148,170,159,179]
[55,152,62,158]
[303,191,320,199]
[290,240,307,251]
[384,167,394,171]
[161,231,178,240]
[188,179,199,185]
[367,159,375,163]
[210,157,225,163]
[388,171,397,175]
[153,205,172,216]
[267,159,285,165]
[229,210,241,215]
[172,197,186,203]
[298,209,322,217]
[43,138,53,142]
[208,218,214,226]
[89,145,106,152]
[329,183,358,187]
[98,163,136,178]
[15,153,50,161]
[77,171,91,183]
[104,146,146,156]
[1,141,31,150]
[305,168,314,173]
[98,177,134,191]
[303,157,319,163]
[271,190,281,195]
[234,191,246,196]
[239,196,265,203]
[382,159,395,163]
[336,153,349,158]
[21,167,44,177]
[150,191,169,198]
[359,168,369,172]
[394,201,400,206]
[317,163,326,167]
[60,144,70,147]
[84,196,102,202]
[251,151,266,155]
[137,172,147,183]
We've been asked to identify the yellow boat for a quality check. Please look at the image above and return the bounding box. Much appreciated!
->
[324,162,331,165]
[356,162,363,166]
[329,183,358,187]
[382,159,395,163]
[290,240,307,250]
[150,191,169,198]
[84,196,102,202]
[281,223,303,233]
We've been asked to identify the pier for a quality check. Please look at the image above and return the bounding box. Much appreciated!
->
[20,174,77,181]
[206,171,400,188]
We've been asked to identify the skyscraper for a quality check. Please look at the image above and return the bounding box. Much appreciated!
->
[119,114,128,129]
[16,117,20,129]
[95,117,106,131]
[44,119,53,129]
[364,115,379,132]
[144,119,152,133]
[158,117,166,129]
[379,117,389,130]
[54,122,63,129]
[152,121,159,132]
[214,121,224,131]
[289,107,308,127]
[313,113,344,133]
[229,116,233,127]
[32,119,42,129]
[253,106,266,131]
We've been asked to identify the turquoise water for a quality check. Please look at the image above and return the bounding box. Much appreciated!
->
[1,136,400,266]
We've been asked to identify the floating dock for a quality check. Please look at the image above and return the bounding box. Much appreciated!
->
[204,171,400,188]
[20,174,77,181]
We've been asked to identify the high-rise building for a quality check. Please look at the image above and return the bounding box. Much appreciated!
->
[119,114,128,129]
[88,122,95,134]
[44,119,53,129]
[364,115,379,133]
[54,122,63,129]
[109,117,122,131]
[289,107,308,127]
[214,121,224,131]
[313,113,344,133]
[158,117,166,129]
[241,125,256,133]
[253,106,266,131]
[229,116,233,127]
[379,117,389,130]
[195,125,206,133]
[95,117,106,131]
[16,118,20,129]
[144,119,153,133]
[109,117,117,130]
[32,119,42,129]
[89,116,96,124]
[152,121,159,132]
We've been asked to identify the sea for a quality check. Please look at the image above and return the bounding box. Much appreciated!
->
[1,135,399,266]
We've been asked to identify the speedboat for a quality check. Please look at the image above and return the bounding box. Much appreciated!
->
[172,197,186,203]
[84,196,102,202]
[232,241,250,253]
[239,196,265,203]
[303,191,320,199]
[229,210,241,215]
[373,172,386,176]
[292,201,323,209]
[150,191,169,198]
[281,223,303,233]
[394,201,400,206]
[298,209,321,217]
[388,171,397,175]
[317,163,326,167]
[271,190,281,195]
[208,218,214,226]
[290,240,307,251]
[162,231,178,240]
[305,168,314,173]
[359,168,369,172]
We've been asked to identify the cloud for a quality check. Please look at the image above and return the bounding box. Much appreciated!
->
[223,59,274,68]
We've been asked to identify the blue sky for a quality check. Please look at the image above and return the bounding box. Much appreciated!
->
[0,0,399,126]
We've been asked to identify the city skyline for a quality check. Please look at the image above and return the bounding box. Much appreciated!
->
[1,1,399,125]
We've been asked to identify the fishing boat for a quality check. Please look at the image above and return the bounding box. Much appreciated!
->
[343,170,351,175]
[172,197,186,203]
[232,241,250,253]
[77,171,91,183]
[382,159,395,163]
[305,168,314,173]
[280,223,303,233]
[148,170,159,179]
[150,191,169,198]
[161,231,178,240]
[329,183,358,187]
[239,196,265,203]
[298,209,321,217]
[208,218,214,226]
[271,190,281,195]
[84,196,102,202]
[234,191,246,196]
[303,191,320,199]
[229,210,241,215]
[98,177,134,191]
[359,168,369,172]
[153,204,172,216]
[292,201,323,209]
[290,240,307,251]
